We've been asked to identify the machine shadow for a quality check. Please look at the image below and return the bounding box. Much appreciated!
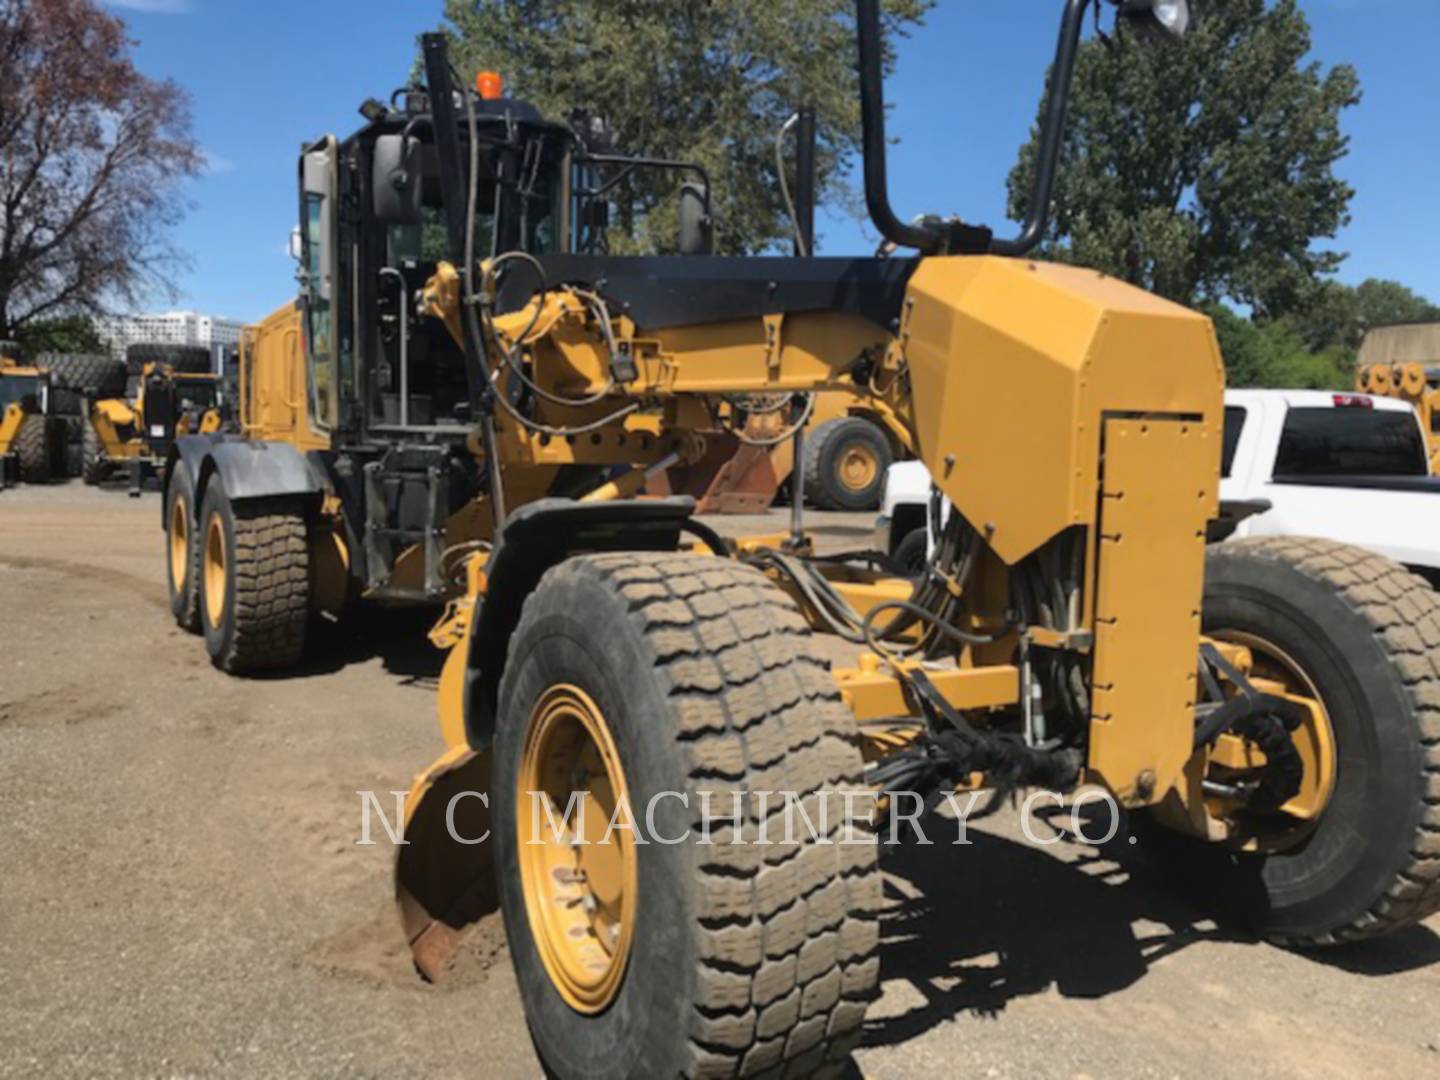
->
[863,806,1440,1053]
[862,821,1228,1049]
[266,605,447,684]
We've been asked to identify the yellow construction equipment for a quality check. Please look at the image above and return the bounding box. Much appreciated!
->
[1356,360,1440,472]
[166,3,1440,1076]
[86,344,226,493]
[0,350,64,487]
[664,390,902,514]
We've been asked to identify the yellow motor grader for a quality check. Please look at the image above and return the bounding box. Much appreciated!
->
[165,3,1440,1076]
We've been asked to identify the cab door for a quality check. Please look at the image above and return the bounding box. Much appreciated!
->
[299,136,340,435]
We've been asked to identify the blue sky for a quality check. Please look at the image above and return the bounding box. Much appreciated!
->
[108,0,1440,323]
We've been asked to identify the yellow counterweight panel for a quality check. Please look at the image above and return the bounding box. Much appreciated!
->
[901,256,1224,565]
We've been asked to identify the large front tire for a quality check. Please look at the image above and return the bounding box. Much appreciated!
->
[1142,537,1440,946]
[197,482,310,673]
[494,552,881,1080]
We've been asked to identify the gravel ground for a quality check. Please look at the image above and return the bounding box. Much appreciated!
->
[1,484,1438,1079]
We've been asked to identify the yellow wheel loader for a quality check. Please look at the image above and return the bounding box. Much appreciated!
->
[170,3,1440,1076]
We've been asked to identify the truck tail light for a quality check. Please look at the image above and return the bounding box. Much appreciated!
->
[1332,394,1374,408]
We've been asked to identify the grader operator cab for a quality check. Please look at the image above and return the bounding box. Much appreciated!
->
[162,35,715,662]
[167,2,1440,1077]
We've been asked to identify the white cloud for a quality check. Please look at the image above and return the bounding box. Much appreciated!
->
[105,0,192,14]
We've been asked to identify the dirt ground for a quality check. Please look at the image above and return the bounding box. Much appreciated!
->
[2,484,1438,1079]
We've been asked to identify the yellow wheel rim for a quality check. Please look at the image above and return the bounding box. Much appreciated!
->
[1208,631,1338,853]
[517,684,637,1014]
[169,497,189,594]
[837,441,879,494]
[203,513,227,630]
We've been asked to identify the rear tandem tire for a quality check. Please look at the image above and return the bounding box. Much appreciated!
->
[493,552,882,1080]
[197,481,310,673]
[166,468,202,633]
[1139,537,1440,946]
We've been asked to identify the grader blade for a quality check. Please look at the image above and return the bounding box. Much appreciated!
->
[395,746,497,982]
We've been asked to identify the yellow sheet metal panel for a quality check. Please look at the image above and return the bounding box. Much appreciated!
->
[903,256,1223,564]
[1087,418,1216,806]
[241,303,329,450]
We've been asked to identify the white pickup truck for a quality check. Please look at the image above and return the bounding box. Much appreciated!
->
[877,388,1440,585]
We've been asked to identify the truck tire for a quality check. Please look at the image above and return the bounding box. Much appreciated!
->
[15,415,53,484]
[166,467,202,633]
[892,527,929,577]
[82,420,107,486]
[1138,537,1440,945]
[127,344,211,376]
[493,552,882,1080]
[40,354,127,399]
[197,481,310,673]
[803,416,893,512]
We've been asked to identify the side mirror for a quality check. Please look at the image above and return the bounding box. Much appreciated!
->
[678,183,713,256]
[373,134,422,226]
[287,227,303,262]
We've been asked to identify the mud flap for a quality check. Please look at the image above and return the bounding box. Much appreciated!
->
[395,746,497,982]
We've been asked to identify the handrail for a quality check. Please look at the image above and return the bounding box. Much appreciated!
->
[855,0,1090,258]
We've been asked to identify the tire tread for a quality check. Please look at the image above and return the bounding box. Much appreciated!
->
[217,501,308,672]
[530,553,881,1077]
[1226,536,1440,945]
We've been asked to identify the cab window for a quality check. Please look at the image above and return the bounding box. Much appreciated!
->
[1221,406,1246,479]
[1274,407,1428,478]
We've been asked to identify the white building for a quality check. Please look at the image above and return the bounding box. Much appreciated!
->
[96,311,246,362]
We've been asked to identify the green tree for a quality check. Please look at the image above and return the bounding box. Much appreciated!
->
[1008,0,1359,319]
[1352,278,1440,333]
[0,0,202,337]
[1207,303,1350,390]
[439,0,932,255]
[1286,277,1440,354]
[15,314,102,356]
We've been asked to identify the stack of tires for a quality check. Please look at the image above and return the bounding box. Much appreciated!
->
[37,353,127,481]
[127,343,212,377]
